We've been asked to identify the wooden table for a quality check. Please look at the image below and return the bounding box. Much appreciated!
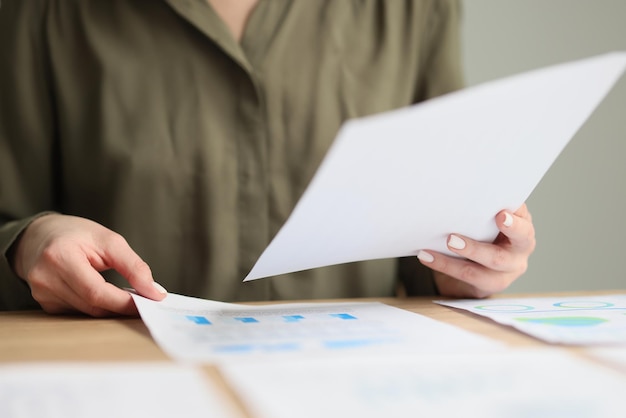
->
[1,291,623,417]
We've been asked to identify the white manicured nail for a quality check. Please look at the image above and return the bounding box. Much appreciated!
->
[503,212,513,227]
[153,282,168,294]
[448,235,466,250]
[417,250,434,263]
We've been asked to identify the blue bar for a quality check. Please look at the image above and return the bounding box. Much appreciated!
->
[234,317,259,323]
[185,315,212,325]
[283,315,305,322]
[213,344,255,353]
[329,313,357,320]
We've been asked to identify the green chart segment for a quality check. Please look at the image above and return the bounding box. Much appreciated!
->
[514,317,609,327]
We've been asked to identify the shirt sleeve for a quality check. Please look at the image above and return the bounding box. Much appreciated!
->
[398,0,464,296]
[0,1,57,310]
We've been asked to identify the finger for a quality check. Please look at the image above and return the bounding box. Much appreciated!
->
[445,233,517,272]
[51,292,118,317]
[97,233,167,301]
[55,251,142,315]
[433,271,487,299]
[30,283,76,315]
[28,269,115,317]
[418,250,510,295]
[512,203,532,221]
[495,208,536,253]
[58,277,126,317]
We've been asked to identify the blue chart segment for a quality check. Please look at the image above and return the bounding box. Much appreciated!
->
[515,317,608,327]
[234,317,259,323]
[186,315,212,325]
[283,315,305,322]
[553,301,614,309]
[324,339,380,349]
[330,313,357,320]
[214,342,302,354]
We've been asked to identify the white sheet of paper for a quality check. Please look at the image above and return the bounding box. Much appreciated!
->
[131,293,501,364]
[0,363,237,418]
[244,52,626,281]
[586,347,626,372]
[220,349,626,418]
[436,294,626,345]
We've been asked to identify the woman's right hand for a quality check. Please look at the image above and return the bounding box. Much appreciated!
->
[12,214,167,316]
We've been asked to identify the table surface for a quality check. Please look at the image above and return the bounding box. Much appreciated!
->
[1,290,623,417]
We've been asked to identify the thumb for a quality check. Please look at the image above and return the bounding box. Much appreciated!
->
[102,236,168,301]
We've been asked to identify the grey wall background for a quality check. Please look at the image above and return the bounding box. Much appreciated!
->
[461,0,626,293]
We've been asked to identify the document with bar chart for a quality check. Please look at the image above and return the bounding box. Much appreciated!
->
[131,293,501,364]
[437,294,626,345]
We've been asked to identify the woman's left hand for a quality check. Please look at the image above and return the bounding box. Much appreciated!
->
[417,203,536,298]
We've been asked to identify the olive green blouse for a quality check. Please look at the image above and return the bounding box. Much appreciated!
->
[0,0,463,310]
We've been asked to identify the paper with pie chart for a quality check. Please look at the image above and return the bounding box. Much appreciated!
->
[436,294,626,345]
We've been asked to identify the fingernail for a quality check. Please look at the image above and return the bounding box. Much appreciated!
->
[503,212,513,227]
[448,235,466,250]
[153,282,168,294]
[417,250,434,263]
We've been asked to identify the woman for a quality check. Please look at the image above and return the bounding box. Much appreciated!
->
[0,0,535,315]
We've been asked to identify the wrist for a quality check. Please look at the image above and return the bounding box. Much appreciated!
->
[9,213,58,280]
[6,230,26,280]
